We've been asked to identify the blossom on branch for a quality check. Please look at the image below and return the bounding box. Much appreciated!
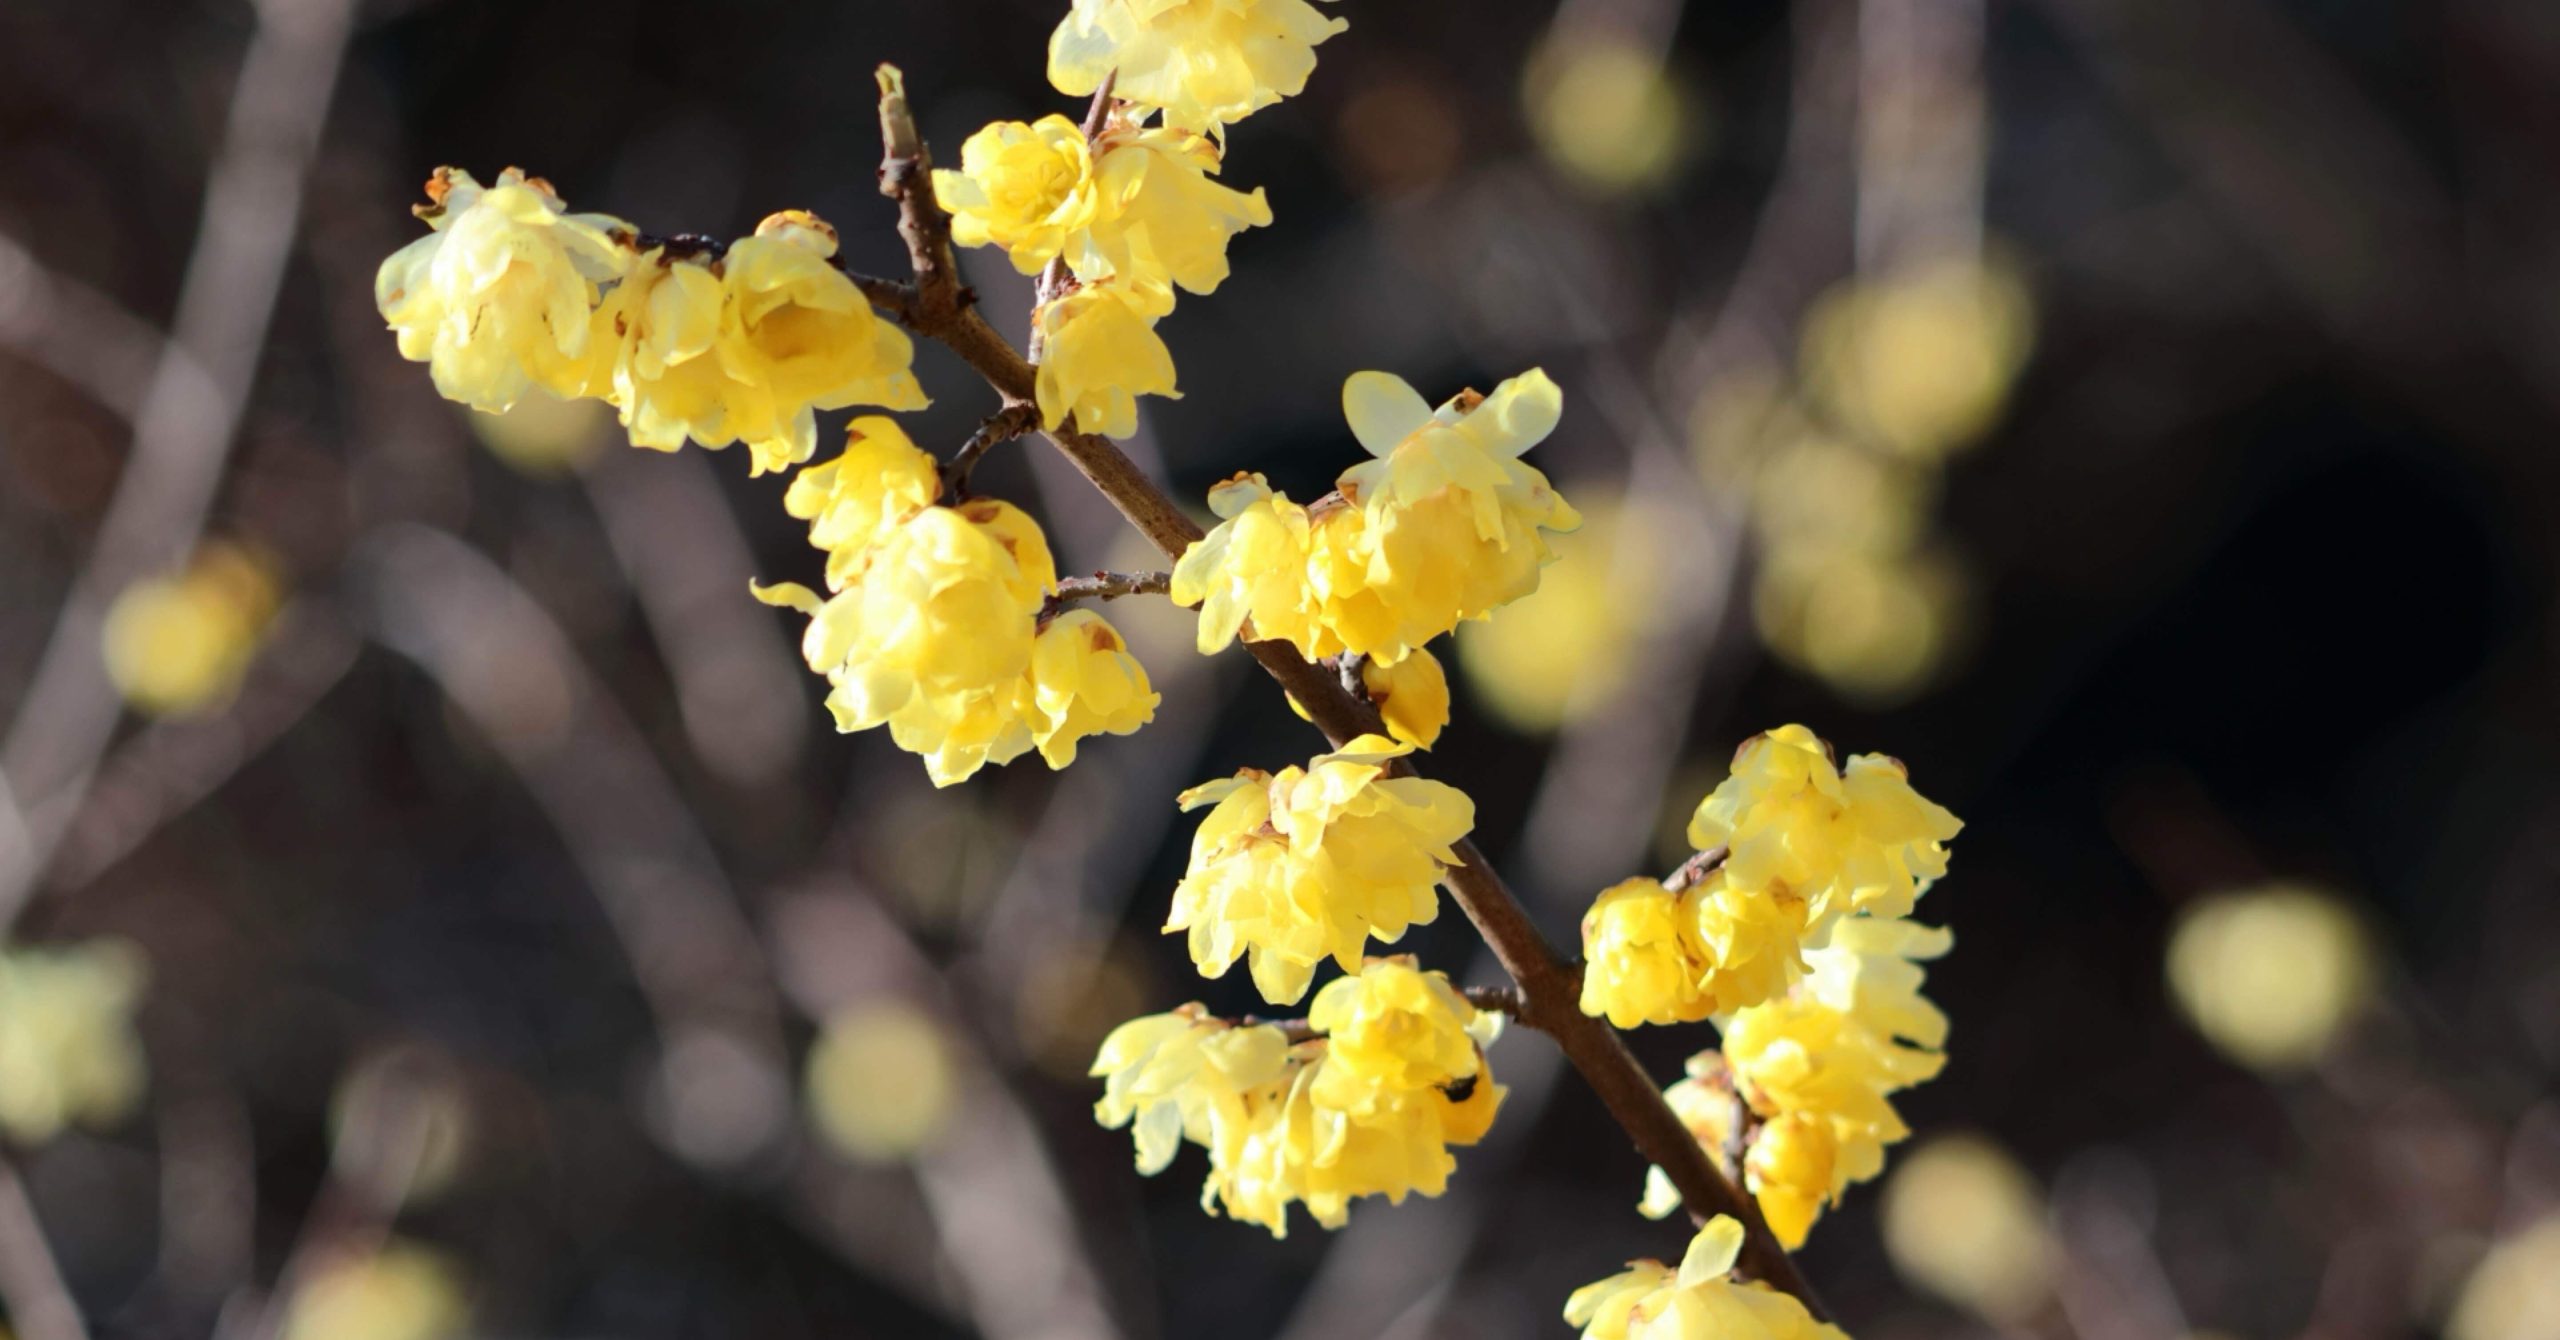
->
[1564,1216,1846,1340]
[712,211,928,473]
[1027,608,1161,766]
[1034,279,1181,438]
[1578,869,1812,1029]
[1686,723,1962,933]
[1049,0,1348,136]
[1166,735,1472,1004]
[376,167,632,412]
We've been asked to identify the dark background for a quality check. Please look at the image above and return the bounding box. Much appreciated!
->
[3,0,2558,1337]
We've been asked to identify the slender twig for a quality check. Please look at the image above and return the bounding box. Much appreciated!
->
[0,0,359,933]
[0,1153,90,1340]
[1461,984,1527,1019]
[945,403,1041,499]
[1663,846,1729,895]
[1040,570,1171,620]
[868,70,1826,1313]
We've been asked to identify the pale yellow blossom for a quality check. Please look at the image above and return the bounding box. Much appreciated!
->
[1049,0,1348,136]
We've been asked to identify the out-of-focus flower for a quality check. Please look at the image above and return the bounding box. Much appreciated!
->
[1563,1216,1846,1340]
[1027,609,1160,766]
[2450,1216,2560,1340]
[0,939,148,1146]
[465,387,607,475]
[1880,1132,2055,1323]
[2166,882,2375,1073]
[1358,647,1450,748]
[712,211,927,474]
[1034,280,1180,438]
[376,167,631,412]
[1167,735,1473,1004]
[1455,500,1655,734]
[1687,724,1962,933]
[1049,0,1347,136]
[1799,254,2034,461]
[806,1001,959,1162]
[1524,33,1702,196]
[280,1244,467,1340]
[101,540,283,717]
[1752,542,1967,705]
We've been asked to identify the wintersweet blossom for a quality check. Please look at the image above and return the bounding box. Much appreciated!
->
[1097,963,1503,1237]
[577,248,732,453]
[781,416,945,590]
[1360,647,1450,748]
[0,940,149,1146]
[1166,735,1473,1004]
[1578,870,1812,1029]
[939,117,1271,299]
[1640,916,1951,1246]
[1686,724,1962,932]
[1027,609,1161,766]
[1048,0,1348,136]
[1564,1217,1847,1340]
[712,211,928,473]
[376,167,632,412]
[1034,280,1181,438]
[1337,368,1583,660]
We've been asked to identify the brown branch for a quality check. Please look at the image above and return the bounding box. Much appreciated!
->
[945,403,1041,499]
[1047,570,1171,605]
[1461,984,1526,1019]
[870,74,1826,1313]
[1663,846,1729,895]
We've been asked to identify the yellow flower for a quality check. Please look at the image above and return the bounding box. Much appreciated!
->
[1049,0,1348,136]
[1579,878,1709,1030]
[578,248,734,453]
[376,167,632,412]
[280,1244,467,1340]
[1563,1217,1846,1340]
[100,541,283,718]
[1337,368,1582,662]
[1171,473,1329,656]
[1360,646,1449,748]
[936,115,1106,275]
[0,940,149,1146]
[1091,1006,1294,1175]
[1034,280,1180,438]
[1305,957,1492,1110]
[715,211,926,474]
[1027,609,1160,766]
[783,416,944,590]
[1090,126,1273,296]
[755,498,1055,785]
[1640,1052,1743,1220]
[1578,870,1812,1031]
[1166,735,1473,1004]
[938,118,1270,300]
[1686,724,1961,931]
[1743,1112,1839,1248]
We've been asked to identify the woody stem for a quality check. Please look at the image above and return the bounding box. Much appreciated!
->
[866,66,1827,1316]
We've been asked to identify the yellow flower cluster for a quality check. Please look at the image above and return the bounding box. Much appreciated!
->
[1049,0,1347,137]
[1687,724,1962,932]
[1644,917,1952,1247]
[0,940,149,1146]
[379,171,923,475]
[1564,1216,1847,1340]
[1167,735,1473,1004]
[1578,870,1811,1029]
[753,417,1157,783]
[1034,282,1182,438]
[1091,960,1503,1236]
[938,116,1271,296]
[1173,369,1581,666]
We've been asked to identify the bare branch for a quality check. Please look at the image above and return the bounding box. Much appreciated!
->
[945,403,1041,499]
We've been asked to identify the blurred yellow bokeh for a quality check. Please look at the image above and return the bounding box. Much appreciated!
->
[0,938,149,1147]
[466,388,607,475]
[805,1000,959,1162]
[2450,1217,2560,1340]
[1799,254,2035,461]
[1457,501,1654,733]
[2167,883,2376,1074]
[1523,32,1703,195]
[100,540,282,718]
[330,1046,473,1211]
[281,1244,467,1340]
[1880,1132,2055,1323]
[1748,429,1937,559]
[1752,542,1965,705]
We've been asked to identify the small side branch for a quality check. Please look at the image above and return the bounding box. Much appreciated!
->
[1040,571,1172,625]
[945,404,1040,498]
[1461,985,1526,1019]
[876,65,973,326]
[1663,846,1729,894]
